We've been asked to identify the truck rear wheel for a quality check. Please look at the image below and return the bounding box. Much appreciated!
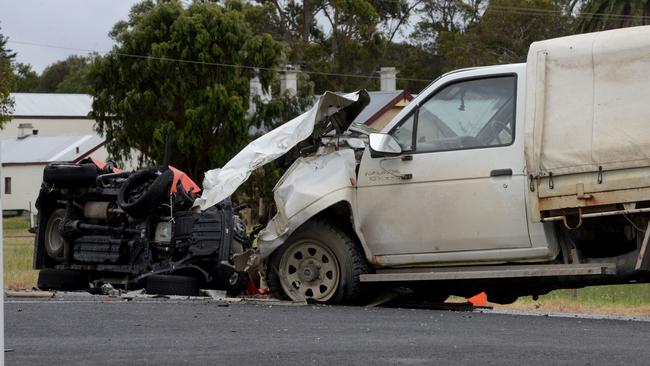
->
[267,220,370,304]
[44,208,68,259]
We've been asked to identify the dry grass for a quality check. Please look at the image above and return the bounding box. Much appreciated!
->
[3,216,38,289]
[495,298,650,317]
[493,284,650,317]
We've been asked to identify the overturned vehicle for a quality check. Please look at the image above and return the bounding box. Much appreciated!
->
[34,158,249,296]
[32,91,369,297]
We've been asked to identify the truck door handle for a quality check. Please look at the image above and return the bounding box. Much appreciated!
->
[490,169,512,177]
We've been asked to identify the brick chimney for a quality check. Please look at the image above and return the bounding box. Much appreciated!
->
[379,67,397,92]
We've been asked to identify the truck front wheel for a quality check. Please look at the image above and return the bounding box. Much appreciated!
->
[267,220,369,304]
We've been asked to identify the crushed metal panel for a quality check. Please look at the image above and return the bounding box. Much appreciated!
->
[195,91,360,210]
[256,149,357,257]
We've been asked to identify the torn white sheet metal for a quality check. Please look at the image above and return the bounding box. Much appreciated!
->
[196,91,360,210]
[257,148,357,257]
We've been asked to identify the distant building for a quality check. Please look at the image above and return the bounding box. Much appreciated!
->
[1,134,106,213]
[0,93,135,215]
[0,93,95,138]
[352,90,414,131]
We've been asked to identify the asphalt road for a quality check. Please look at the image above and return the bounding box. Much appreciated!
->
[5,296,650,366]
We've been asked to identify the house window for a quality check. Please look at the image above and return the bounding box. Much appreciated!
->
[4,177,11,194]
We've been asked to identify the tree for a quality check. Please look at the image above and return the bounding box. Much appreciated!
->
[87,0,284,181]
[38,55,91,93]
[0,26,15,126]
[303,0,419,92]
[437,0,573,71]
[573,0,650,33]
[240,0,423,93]
[381,42,441,92]
[411,0,486,51]
[12,63,39,92]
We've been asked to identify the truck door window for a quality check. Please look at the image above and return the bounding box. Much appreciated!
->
[391,113,415,151]
[414,76,516,153]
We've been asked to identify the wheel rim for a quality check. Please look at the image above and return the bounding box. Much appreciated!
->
[278,239,340,302]
[45,210,67,258]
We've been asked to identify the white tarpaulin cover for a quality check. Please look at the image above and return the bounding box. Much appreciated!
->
[525,25,650,177]
[195,91,359,210]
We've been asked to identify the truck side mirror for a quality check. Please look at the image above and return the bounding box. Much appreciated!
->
[369,133,402,157]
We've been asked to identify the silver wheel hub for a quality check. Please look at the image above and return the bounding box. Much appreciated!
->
[298,261,320,282]
[279,240,340,302]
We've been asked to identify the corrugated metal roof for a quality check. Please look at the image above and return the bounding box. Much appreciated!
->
[11,93,93,117]
[1,134,104,164]
[351,90,408,125]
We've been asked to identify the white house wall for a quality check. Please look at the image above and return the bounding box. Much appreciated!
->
[1,164,45,212]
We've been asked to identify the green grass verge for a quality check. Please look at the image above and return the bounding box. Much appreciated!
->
[519,284,650,307]
[3,216,38,289]
[4,237,38,289]
[4,215,31,236]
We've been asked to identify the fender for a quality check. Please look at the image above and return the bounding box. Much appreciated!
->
[257,148,370,258]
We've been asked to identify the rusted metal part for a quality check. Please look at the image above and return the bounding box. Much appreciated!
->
[635,219,650,271]
[536,167,650,199]
[575,183,592,200]
[538,186,650,212]
[561,208,583,229]
[542,206,650,223]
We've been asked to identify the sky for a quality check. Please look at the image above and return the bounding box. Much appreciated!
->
[0,0,141,73]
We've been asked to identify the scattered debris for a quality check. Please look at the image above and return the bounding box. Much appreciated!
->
[5,290,55,298]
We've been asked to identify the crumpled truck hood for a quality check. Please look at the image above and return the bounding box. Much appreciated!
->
[256,148,357,257]
[195,91,361,210]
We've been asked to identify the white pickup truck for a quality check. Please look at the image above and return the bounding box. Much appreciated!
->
[204,26,650,304]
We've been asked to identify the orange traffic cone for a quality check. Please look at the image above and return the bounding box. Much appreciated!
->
[467,292,487,306]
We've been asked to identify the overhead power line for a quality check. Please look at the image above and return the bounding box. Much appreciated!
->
[378,0,650,22]
[489,5,650,22]
[7,39,433,83]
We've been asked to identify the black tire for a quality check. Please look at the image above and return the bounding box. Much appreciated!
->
[37,269,88,291]
[267,220,370,304]
[43,163,98,187]
[145,274,200,296]
[43,208,68,259]
[117,168,173,218]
